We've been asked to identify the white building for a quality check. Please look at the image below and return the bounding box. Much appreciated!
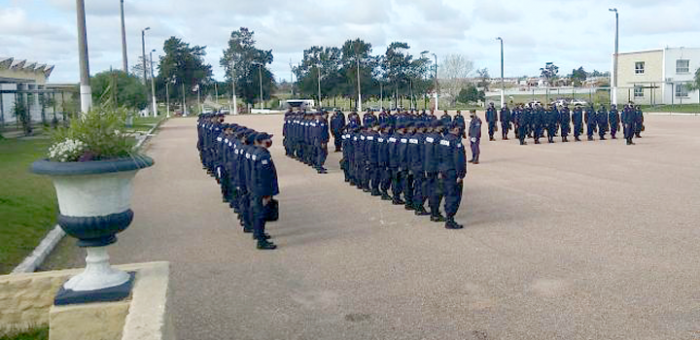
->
[612,47,700,105]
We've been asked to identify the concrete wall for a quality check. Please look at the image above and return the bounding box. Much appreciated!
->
[615,50,663,105]
[0,262,173,340]
[0,68,47,85]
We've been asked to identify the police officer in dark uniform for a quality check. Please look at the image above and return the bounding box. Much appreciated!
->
[388,124,404,205]
[545,104,559,143]
[409,122,429,215]
[585,104,597,141]
[363,109,378,128]
[533,104,545,144]
[572,104,584,141]
[399,123,414,210]
[608,105,620,139]
[424,121,446,221]
[500,104,512,140]
[453,110,466,138]
[597,104,609,140]
[366,123,381,196]
[313,112,329,173]
[439,122,467,229]
[439,110,452,126]
[250,133,278,250]
[378,123,393,200]
[634,105,644,138]
[485,103,498,141]
[622,104,636,145]
[512,105,522,140]
[330,110,346,152]
[517,104,529,145]
[559,103,571,142]
[468,110,482,164]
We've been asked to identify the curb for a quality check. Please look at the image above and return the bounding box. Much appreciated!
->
[11,118,167,274]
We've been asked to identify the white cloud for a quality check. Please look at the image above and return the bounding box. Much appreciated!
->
[2,0,698,83]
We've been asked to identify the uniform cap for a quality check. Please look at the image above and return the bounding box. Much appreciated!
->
[245,133,258,144]
[255,132,274,142]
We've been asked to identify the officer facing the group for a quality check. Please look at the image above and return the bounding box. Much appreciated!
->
[559,103,571,142]
[485,102,498,141]
[572,104,584,141]
[585,104,597,141]
[596,104,609,140]
[500,104,512,140]
[440,110,452,126]
[622,103,636,145]
[439,122,467,229]
[608,105,620,139]
[330,110,346,152]
[468,110,482,164]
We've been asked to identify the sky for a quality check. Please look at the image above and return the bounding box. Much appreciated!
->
[1,0,699,84]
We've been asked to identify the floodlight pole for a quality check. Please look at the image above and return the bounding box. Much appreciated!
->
[120,0,128,72]
[149,50,157,117]
[610,8,619,105]
[76,0,92,114]
[497,37,505,107]
[432,53,438,111]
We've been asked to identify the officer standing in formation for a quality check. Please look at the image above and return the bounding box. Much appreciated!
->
[468,110,482,164]
[283,109,330,173]
[330,109,346,152]
[313,108,471,229]
[197,113,279,250]
[484,101,642,146]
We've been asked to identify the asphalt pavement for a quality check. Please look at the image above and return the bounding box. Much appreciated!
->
[106,114,700,340]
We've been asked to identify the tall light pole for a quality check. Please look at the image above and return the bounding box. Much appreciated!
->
[432,53,438,111]
[317,64,322,109]
[149,49,157,117]
[258,63,264,110]
[141,27,150,115]
[76,0,92,114]
[165,77,171,118]
[230,60,237,115]
[120,0,128,72]
[497,37,505,107]
[356,57,362,111]
[609,8,619,105]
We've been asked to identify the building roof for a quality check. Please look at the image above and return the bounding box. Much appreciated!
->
[616,49,663,56]
[0,57,55,78]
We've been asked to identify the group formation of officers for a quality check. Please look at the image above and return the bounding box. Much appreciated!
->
[283,108,483,229]
[197,113,280,250]
[484,102,645,146]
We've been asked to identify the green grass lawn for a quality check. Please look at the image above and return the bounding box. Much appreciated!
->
[0,138,58,274]
[0,328,48,340]
[642,104,700,113]
[127,116,165,133]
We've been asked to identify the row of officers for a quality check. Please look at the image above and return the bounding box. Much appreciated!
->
[283,109,483,229]
[483,102,645,145]
[197,113,280,250]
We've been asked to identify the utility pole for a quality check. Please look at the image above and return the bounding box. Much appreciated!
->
[214,82,219,104]
[230,60,237,115]
[609,8,619,105]
[258,64,263,110]
[497,37,505,107]
[149,49,157,116]
[120,0,128,72]
[141,27,150,115]
[432,53,438,111]
[76,0,92,114]
[165,78,170,118]
[357,57,362,112]
[317,65,322,109]
[182,82,186,116]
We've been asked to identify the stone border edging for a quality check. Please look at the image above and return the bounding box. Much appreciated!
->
[11,118,166,274]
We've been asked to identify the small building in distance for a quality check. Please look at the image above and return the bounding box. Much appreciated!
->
[0,57,77,127]
[613,47,700,105]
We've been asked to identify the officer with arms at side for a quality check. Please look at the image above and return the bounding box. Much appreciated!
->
[468,110,482,164]
[250,133,279,250]
[438,122,467,229]
[485,102,498,141]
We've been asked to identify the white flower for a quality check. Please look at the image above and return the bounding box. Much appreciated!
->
[49,139,87,162]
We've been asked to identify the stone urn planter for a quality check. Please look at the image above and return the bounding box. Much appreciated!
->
[31,155,154,305]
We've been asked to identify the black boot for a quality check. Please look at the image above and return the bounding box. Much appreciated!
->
[445,217,464,229]
[392,198,405,205]
[404,202,415,210]
[371,190,381,197]
[414,206,430,216]
[381,192,392,201]
[257,240,277,250]
[253,233,271,240]
[430,211,446,222]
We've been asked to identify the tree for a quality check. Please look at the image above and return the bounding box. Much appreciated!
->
[91,70,149,110]
[293,46,342,104]
[339,38,376,108]
[457,84,485,104]
[13,98,31,135]
[570,66,587,87]
[158,37,213,104]
[689,67,700,91]
[539,62,559,85]
[438,54,473,105]
[476,68,490,91]
[221,28,276,106]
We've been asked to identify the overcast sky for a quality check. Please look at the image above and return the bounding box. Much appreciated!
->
[1,0,699,83]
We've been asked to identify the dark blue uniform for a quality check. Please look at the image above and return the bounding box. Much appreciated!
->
[423,123,444,219]
[438,130,467,229]
[500,106,511,140]
[597,106,609,139]
[250,145,279,248]
[486,105,498,140]
[408,126,427,213]
[608,107,620,139]
[468,115,482,162]
[330,111,346,152]
[585,105,597,140]
[559,106,571,142]
[572,106,584,141]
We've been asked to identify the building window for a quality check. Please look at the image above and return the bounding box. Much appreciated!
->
[635,62,645,74]
[676,59,690,74]
[675,84,689,98]
[634,87,644,98]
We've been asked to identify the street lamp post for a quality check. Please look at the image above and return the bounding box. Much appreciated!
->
[609,8,619,105]
[120,0,128,72]
[76,0,92,114]
[149,50,157,117]
[497,37,505,107]
[230,60,237,115]
[141,27,150,115]
[317,65,322,109]
[356,57,362,112]
[258,64,263,110]
[165,78,170,118]
[432,53,438,111]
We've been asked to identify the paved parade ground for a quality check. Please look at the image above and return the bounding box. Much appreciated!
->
[107,114,699,339]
